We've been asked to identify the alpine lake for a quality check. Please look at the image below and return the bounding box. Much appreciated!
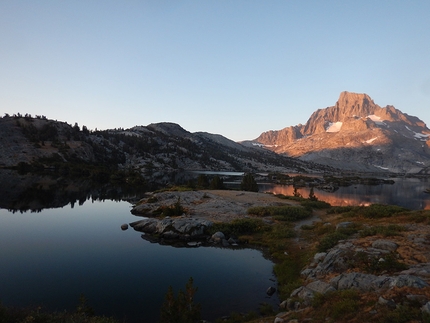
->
[1,170,430,322]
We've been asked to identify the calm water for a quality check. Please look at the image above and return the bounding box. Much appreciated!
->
[0,200,278,323]
[260,177,430,210]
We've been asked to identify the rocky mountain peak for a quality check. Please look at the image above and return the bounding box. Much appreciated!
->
[252,91,430,173]
[303,91,380,135]
[336,91,376,117]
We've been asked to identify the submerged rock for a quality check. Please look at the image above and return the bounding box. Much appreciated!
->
[266,286,276,296]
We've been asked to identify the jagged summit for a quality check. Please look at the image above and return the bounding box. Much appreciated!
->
[253,91,430,173]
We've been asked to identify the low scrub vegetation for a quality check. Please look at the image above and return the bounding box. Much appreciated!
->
[300,199,331,209]
[210,218,268,237]
[247,205,312,221]
[328,204,408,218]
[352,251,408,274]
[153,198,186,217]
[311,289,361,321]
[0,296,118,323]
[359,224,406,238]
[316,225,360,252]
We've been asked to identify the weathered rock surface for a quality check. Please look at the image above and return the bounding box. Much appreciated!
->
[330,273,392,292]
[286,229,430,319]
[131,190,299,222]
[130,217,213,240]
[372,239,399,252]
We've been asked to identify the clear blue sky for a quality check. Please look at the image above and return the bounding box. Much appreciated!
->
[1,1,430,141]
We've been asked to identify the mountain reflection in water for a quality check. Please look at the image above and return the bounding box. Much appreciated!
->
[260,177,430,210]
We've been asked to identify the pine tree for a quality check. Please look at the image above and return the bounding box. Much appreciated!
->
[240,173,259,192]
[197,174,209,189]
[308,187,318,201]
[160,277,201,323]
[209,175,224,189]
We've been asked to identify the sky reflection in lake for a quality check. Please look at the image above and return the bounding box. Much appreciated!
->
[0,200,278,323]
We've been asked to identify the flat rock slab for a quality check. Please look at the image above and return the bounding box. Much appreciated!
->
[131,190,299,222]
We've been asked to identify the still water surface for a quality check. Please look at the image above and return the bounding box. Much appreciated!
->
[261,177,430,210]
[0,200,278,323]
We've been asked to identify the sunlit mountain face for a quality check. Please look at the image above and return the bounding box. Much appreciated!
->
[253,91,430,174]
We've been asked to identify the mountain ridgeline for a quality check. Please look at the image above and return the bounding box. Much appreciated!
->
[0,114,327,186]
[1,91,429,182]
[249,91,430,173]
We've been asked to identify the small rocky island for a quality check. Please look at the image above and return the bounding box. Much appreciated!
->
[129,190,296,247]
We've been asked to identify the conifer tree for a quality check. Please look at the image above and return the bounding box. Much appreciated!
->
[160,277,201,323]
[209,175,224,189]
[240,173,259,192]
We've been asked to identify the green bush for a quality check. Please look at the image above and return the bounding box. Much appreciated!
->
[353,252,407,274]
[312,289,360,321]
[326,206,356,214]
[161,198,185,217]
[210,218,267,236]
[359,224,406,238]
[360,204,408,218]
[300,200,331,209]
[247,205,312,221]
[259,303,275,316]
[380,304,422,323]
[274,259,303,299]
[317,231,349,252]
[275,194,306,202]
[0,299,118,323]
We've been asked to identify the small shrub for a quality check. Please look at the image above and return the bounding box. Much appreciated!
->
[300,200,331,209]
[360,204,408,218]
[275,194,306,202]
[247,205,312,221]
[161,198,185,217]
[330,290,360,320]
[274,259,303,299]
[317,231,349,252]
[379,304,421,323]
[354,252,408,274]
[259,303,274,316]
[300,224,315,230]
[326,206,356,215]
[147,196,158,203]
[359,224,406,238]
[210,218,267,236]
[312,289,360,321]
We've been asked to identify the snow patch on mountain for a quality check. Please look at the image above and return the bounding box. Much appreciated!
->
[365,137,378,144]
[326,122,343,133]
[367,115,386,126]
